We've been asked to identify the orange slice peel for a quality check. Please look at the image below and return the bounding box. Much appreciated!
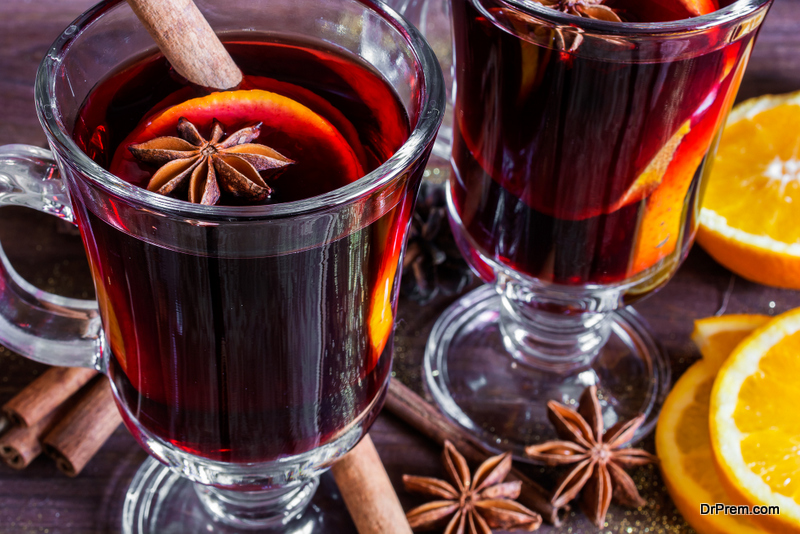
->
[110,89,364,199]
[710,308,800,534]
[656,314,770,534]
[697,91,800,289]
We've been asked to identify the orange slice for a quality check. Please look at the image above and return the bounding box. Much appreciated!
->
[240,77,368,171]
[710,308,800,534]
[144,78,368,171]
[110,89,363,200]
[611,120,691,213]
[368,261,397,365]
[697,91,800,289]
[649,0,718,17]
[629,41,750,276]
[366,189,417,372]
[656,314,770,534]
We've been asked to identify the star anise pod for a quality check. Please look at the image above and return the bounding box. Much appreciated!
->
[403,440,541,533]
[537,0,622,22]
[401,181,472,305]
[129,117,294,205]
[525,386,657,528]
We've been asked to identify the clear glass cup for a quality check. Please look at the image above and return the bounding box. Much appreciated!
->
[0,0,444,531]
[425,0,772,456]
[388,0,455,183]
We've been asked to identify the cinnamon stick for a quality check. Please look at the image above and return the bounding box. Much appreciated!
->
[384,379,565,526]
[331,434,413,534]
[0,415,10,437]
[3,367,97,427]
[0,407,61,469]
[42,378,122,477]
[126,0,242,90]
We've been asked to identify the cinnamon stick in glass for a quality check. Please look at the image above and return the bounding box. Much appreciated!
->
[384,379,565,526]
[331,434,413,534]
[42,377,122,477]
[125,0,242,90]
[3,366,97,427]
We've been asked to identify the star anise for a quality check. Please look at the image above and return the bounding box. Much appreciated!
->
[525,386,656,528]
[537,0,622,22]
[403,440,541,533]
[129,117,293,205]
[400,181,473,305]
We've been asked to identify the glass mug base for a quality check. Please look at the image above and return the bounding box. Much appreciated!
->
[123,458,320,533]
[423,285,670,458]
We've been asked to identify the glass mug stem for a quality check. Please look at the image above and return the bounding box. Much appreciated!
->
[195,479,320,529]
[0,144,101,370]
[499,293,611,373]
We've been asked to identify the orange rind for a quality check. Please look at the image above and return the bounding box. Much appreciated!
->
[110,89,363,196]
[697,91,800,289]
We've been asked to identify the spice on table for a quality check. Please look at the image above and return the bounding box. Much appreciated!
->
[43,377,122,477]
[3,366,97,427]
[129,117,293,205]
[525,385,657,528]
[331,434,413,534]
[0,405,62,469]
[0,368,120,475]
[384,379,564,525]
[404,440,541,533]
[400,181,472,305]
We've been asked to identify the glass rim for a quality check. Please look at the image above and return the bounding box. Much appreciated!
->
[497,0,771,36]
[34,0,445,221]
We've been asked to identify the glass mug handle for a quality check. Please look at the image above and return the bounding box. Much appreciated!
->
[0,144,102,369]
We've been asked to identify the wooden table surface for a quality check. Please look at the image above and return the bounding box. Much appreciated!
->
[1,0,799,532]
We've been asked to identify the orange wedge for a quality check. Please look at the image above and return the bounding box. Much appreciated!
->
[697,91,800,289]
[649,0,718,17]
[656,314,770,534]
[366,186,418,372]
[629,42,749,276]
[110,89,363,198]
[710,308,800,533]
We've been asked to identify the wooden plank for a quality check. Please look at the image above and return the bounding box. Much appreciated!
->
[0,0,799,532]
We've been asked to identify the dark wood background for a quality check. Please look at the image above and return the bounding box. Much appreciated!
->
[1,0,799,532]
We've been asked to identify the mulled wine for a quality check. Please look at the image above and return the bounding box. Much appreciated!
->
[72,37,412,463]
[450,0,753,291]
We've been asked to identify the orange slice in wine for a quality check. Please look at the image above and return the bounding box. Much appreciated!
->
[648,0,718,18]
[366,188,418,372]
[610,120,691,213]
[241,77,368,171]
[146,78,369,172]
[629,41,749,277]
[110,89,364,199]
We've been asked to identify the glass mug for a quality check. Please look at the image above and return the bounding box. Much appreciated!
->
[0,0,443,531]
[424,0,771,455]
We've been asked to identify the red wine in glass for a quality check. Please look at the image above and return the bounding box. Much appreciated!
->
[72,37,412,463]
[451,0,753,295]
[422,0,770,460]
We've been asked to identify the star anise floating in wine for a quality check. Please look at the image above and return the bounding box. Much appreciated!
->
[403,440,541,533]
[526,0,622,54]
[129,117,294,205]
[525,385,656,528]
[537,0,622,22]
